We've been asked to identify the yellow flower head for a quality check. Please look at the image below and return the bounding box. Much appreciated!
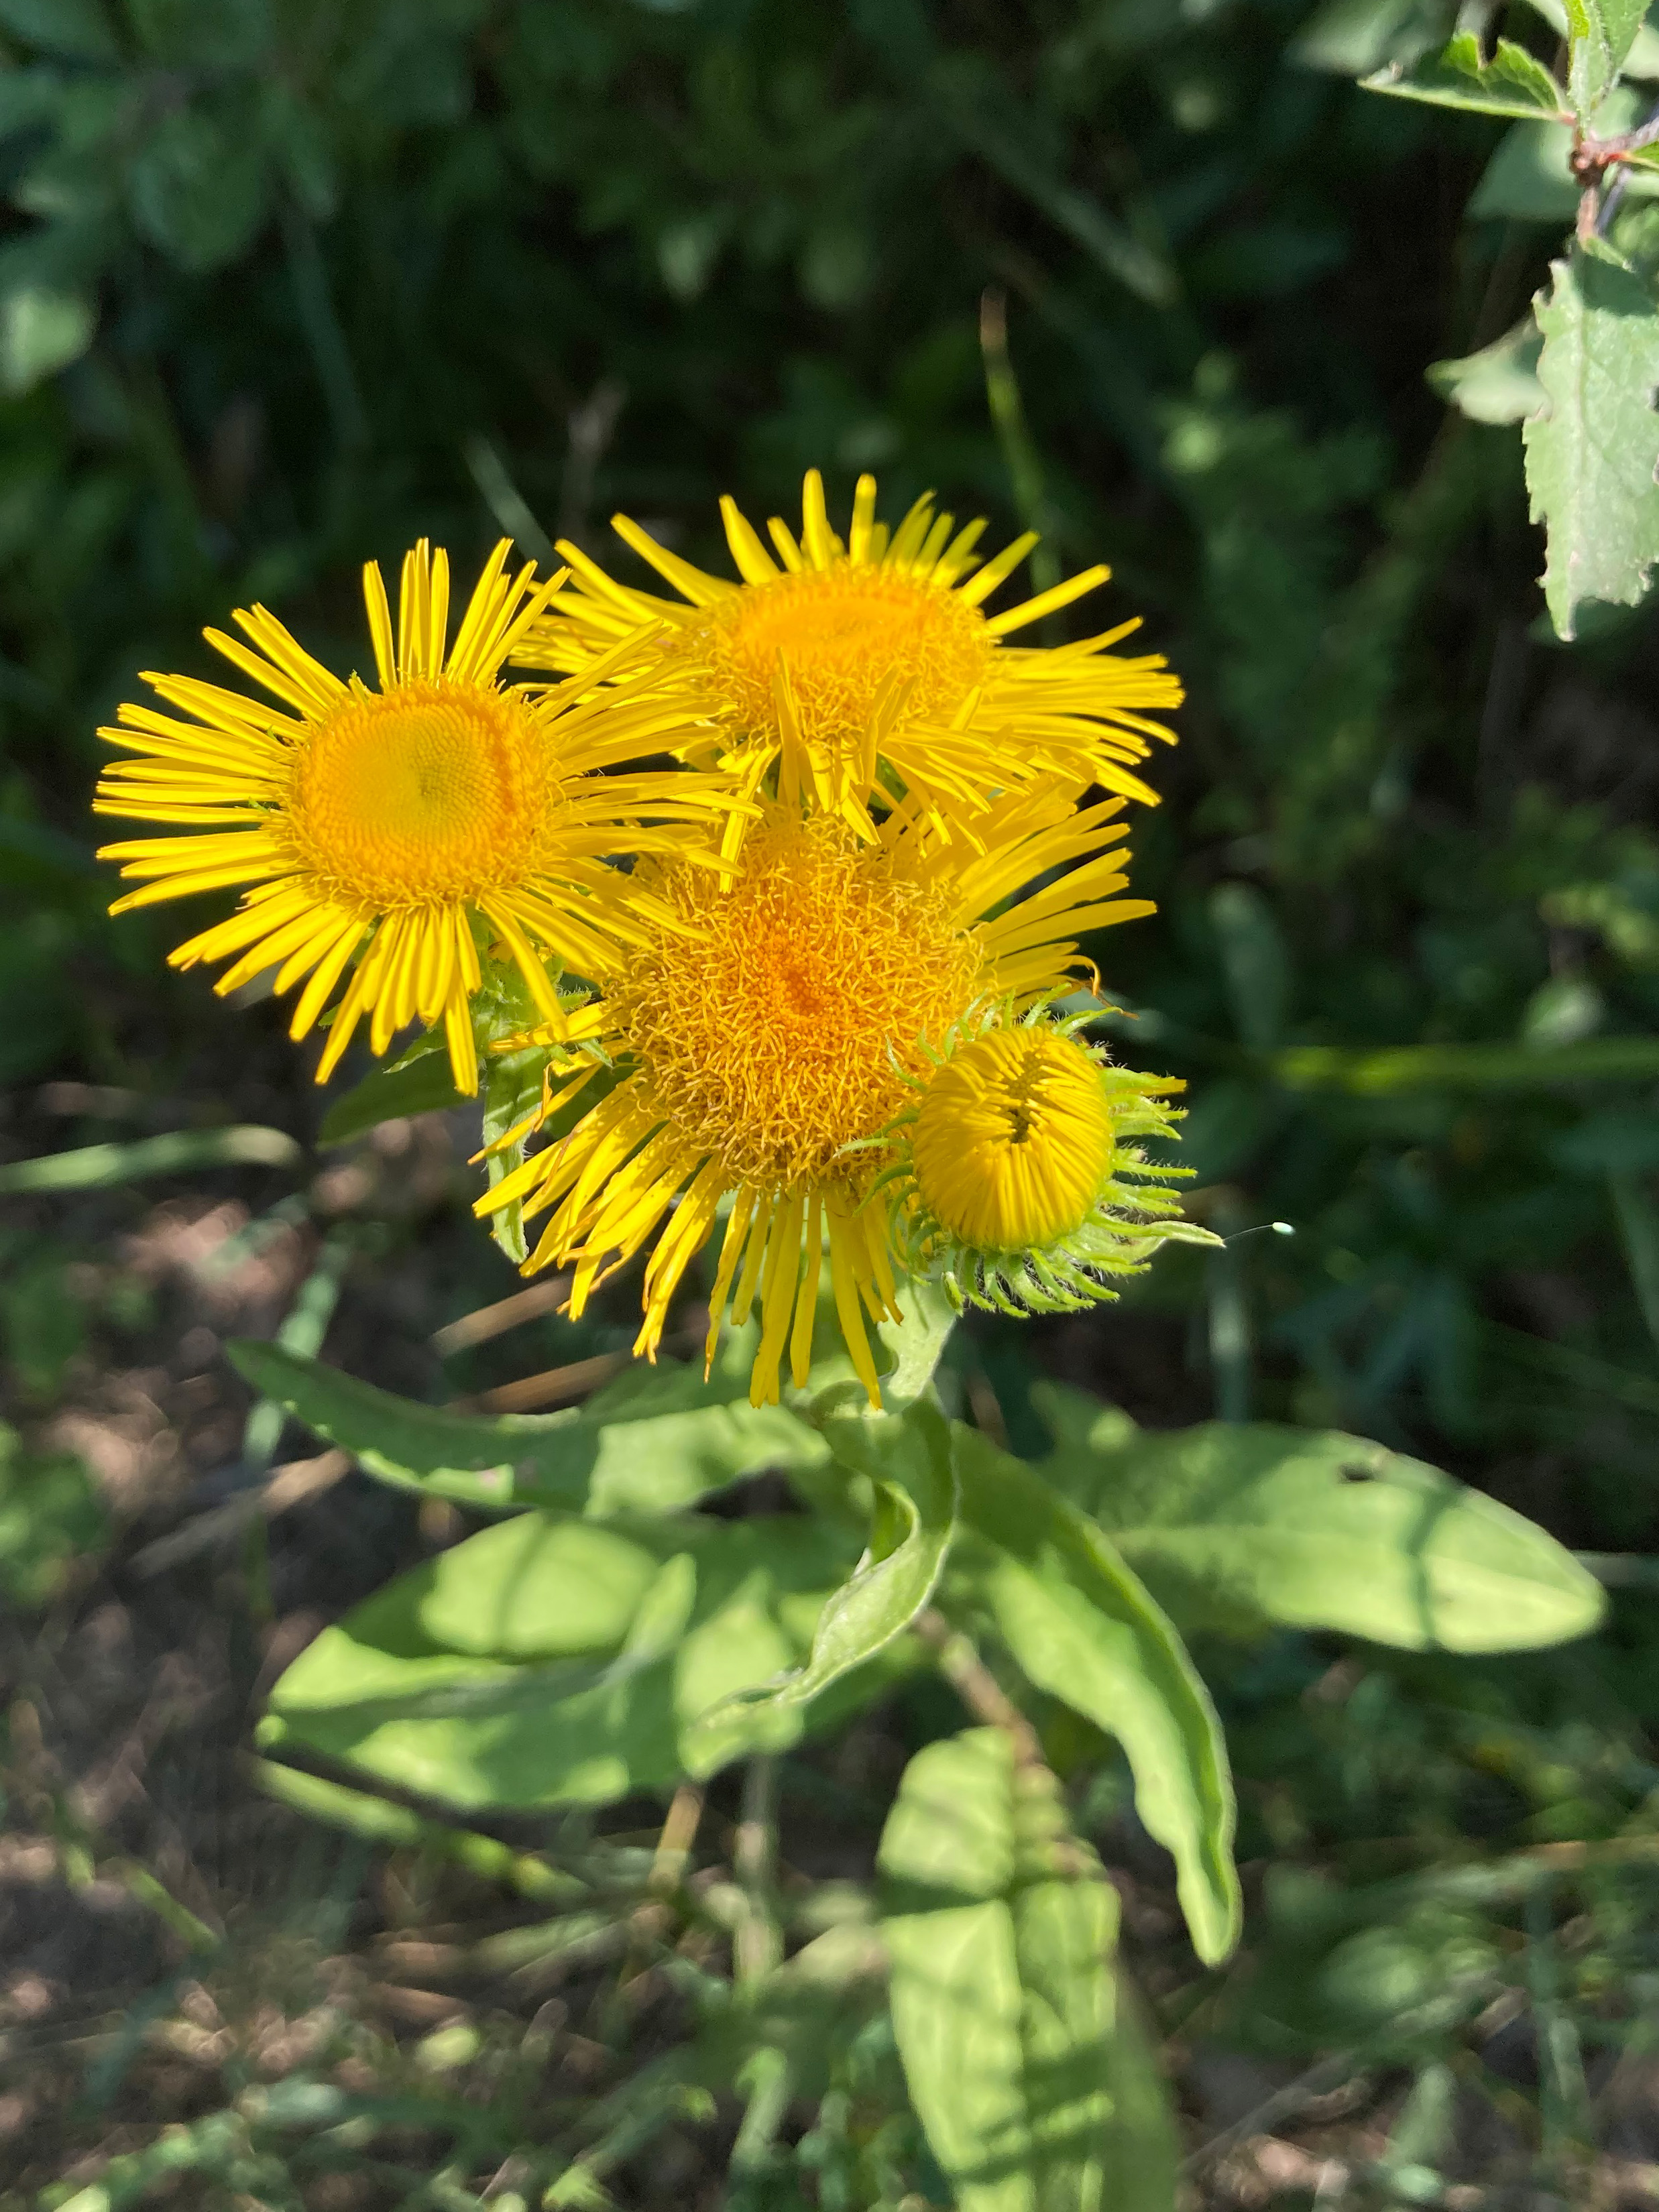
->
[883,1005,1214,1320]
[95,540,731,1094]
[480,782,1158,1407]
[518,469,1182,839]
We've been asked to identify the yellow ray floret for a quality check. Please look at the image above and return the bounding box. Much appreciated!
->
[477,784,1157,1409]
[881,1004,1218,1319]
[516,468,1182,840]
[95,540,734,1094]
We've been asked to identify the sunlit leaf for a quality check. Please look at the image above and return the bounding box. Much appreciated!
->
[880,1728,1178,2212]
[1430,315,1546,423]
[227,1336,830,1517]
[685,1399,958,1754]
[1363,31,1570,119]
[1271,1034,1659,1091]
[951,1427,1241,1965]
[1565,0,1648,115]
[1031,1382,1608,1651]
[261,1511,863,1809]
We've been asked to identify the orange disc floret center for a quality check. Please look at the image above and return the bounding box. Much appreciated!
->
[281,679,557,911]
[912,1029,1114,1251]
[608,814,980,1187]
[684,567,990,752]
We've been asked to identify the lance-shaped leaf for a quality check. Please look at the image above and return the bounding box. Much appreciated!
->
[880,1728,1179,2212]
[1524,241,1659,640]
[1029,1383,1607,1652]
[951,1427,1241,1965]
[319,1036,463,1145]
[682,1400,958,1762]
[262,1509,868,1809]
[1363,31,1570,119]
[227,1336,829,1518]
[1566,0,1648,115]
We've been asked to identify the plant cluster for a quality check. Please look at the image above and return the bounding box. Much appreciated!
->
[3,0,1659,2205]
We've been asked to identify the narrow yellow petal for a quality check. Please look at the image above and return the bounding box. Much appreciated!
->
[982,564,1111,637]
[720,496,781,585]
[362,560,396,690]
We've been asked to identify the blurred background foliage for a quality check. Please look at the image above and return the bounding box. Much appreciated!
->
[6,0,1659,2204]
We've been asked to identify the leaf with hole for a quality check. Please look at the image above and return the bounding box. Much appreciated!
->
[1029,1381,1607,1651]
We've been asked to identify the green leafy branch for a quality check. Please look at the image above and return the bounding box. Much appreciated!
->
[237,1291,1603,2211]
[1341,0,1659,638]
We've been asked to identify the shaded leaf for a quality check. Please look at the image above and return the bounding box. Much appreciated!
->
[319,1041,462,1146]
[1210,880,1292,1051]
[0,1424,104,1606]
[1524,241,1659,640]
[130,105,270,272]
[1469,121,1583,223]
[1363,31,1569,119]
[226,1336,830,1517]
[1031,1382,1608,1651]
[1271,1033,1659,1091]
[880,1729,1178,2212]
[1290,0,1460,77]
[0,1125,300,1196]
[481,1044,544,1263]
[0,0,118,59]
[951,1427,1241,1965]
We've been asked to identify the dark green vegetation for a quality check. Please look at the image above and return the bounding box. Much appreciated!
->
[5,1,1659,2205]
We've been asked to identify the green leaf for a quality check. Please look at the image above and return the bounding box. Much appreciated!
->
[1566,0,1648,115]
[1031,1382,1608,1651]
[1271,1034,1659,1092]
[1290,0,1461,77]
[0,1424,105,1607]
[226,1336,831,1517]
[0,283,95,395]
[805,1271,958,1417]
[319,1041,463,1146]
[1363,31,1570,120]
[1429,315,1547,424]
[480,1044,545,1263]
[951,1427,1241,1965]
[1469,121,1583,225]
[879,1729,1178,2212]
[687,1399,958,1752]
[261,1511,862,1808]
[1524,242,1659,641]
[1210,880,1292,1051]
[130,105,270,273]
[0,0,119,60]
[0,1124,301,1196]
